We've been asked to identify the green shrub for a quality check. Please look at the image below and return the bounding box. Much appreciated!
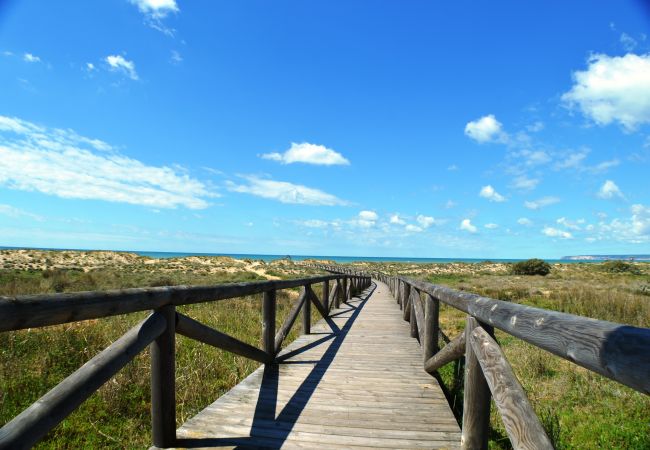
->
[511,258,551,276]
[601,260,639,274]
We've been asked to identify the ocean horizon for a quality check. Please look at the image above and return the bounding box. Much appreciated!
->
[3,246,646,264]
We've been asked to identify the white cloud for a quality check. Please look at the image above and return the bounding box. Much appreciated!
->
[105,55,138,80]
[526,121,545,132]
[444,200,457,209]
[358,210,378,221]
[557,217,582,230]
[511,175,540,191]
[226,175,348,206]
[597,180,624,199]
[261,142,349,166]
[23,53,41,63]
[484,223,498,229]
[0,115,213,209]
[130,0,178,18]
[447,164,459,171]
[416,214,439,228]
[517,217,533,226]
[464,114,506,143]
[301,219,329,228]
[170,50,183,64]
[405,224,423,233]
[542,227,573,239]
[0,204,43,221]
[562,53,650,130]
[596,204,650,243]
[389,214,406,225]
[460,219,477,233]
[524,196,560,210]
[620,33,637,52]
[86,62,96,72]
[479,185,506,202]
[355,210,378,228]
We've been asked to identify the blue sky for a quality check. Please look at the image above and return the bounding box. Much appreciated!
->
[1,0,649,258]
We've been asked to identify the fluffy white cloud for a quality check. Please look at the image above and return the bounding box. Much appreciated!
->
[562,53,650,130]
[130,0,178,18]
[479,185,506,202]
[105,55,138,80]
[557,217,582,230]
[416,214,438,228]
[484,223,498,229]
[389,214,406,225]
[460,219,477,233]
[0,115,213,209]
[517,217,533,226]
[542,227,573,239]
[524,196,560,210]
[597,180,624,199]
[405,224,423,233]
[23,53,40,63]
[301,219,330,228]
[261,142,349,166]
[358,210,378,221]
[511,175,539,191]
[226,176,347,206]
[354,210,378,228]
[465,115,506,143]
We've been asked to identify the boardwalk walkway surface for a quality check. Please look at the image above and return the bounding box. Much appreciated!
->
[169,280,461,449]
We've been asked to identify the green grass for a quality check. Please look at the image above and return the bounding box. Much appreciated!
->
[0,264,325,448]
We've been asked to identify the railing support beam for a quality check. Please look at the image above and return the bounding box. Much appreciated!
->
[262,290,276,363]
[151,304,176,448]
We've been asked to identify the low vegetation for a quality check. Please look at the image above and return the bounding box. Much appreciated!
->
[1,251,649,448]
[510,258,551,276]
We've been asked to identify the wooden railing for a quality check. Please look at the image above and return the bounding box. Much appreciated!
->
[315,264,650,450]
[0,273,371,449]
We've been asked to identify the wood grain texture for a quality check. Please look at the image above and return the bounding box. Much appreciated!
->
[0,313,166,449]
[398,276,650,395]
[424,332,465,374]
[176,312,269,364]
[275,288,308,354]
[461,317,490,450]
[171,280,461,449]
[263,290,277,360]
[151,305,176,448]
[411,289,425,344]
[423,293,440,361]
[470,326,553,450]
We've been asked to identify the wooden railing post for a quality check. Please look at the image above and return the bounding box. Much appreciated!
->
[423,292,440,361]
[342,277,348,303]
[410,290,418,339]
[262,290,276,362]
[151,304,176,448]
[322,280,329,313]
[302,285,311,334]
[461,316,492,450]
[402,281,411,321]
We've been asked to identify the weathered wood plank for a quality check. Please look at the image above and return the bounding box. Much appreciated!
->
[424,331,465,374]
[274,288,308,354]
[470,326,553,450]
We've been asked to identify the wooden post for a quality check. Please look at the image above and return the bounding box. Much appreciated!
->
[342,277,348,303]
[402,282,411,321]
[461,316,491,450]
[410,291,418,339]
[262,290,276,362]
[322,280,329,314]
[302,285,311,334]
[151,304,176,448]
[424,293,440,362]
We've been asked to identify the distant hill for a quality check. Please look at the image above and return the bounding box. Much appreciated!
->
[561,254,650,261]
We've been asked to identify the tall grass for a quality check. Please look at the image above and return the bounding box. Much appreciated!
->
[0,266,323,448]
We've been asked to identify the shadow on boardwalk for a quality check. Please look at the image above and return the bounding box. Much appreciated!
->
[176,283,376,449]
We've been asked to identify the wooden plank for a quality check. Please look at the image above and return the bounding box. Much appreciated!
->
[151,305,176,448]
[263,290,276,361]
[423,292,440,361]
[274,288,307,353]
[171,279,461,449]
[470,326,553,450]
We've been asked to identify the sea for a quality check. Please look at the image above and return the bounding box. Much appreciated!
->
[3,246,644,263]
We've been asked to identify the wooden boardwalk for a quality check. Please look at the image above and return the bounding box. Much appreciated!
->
[170,281,461,449]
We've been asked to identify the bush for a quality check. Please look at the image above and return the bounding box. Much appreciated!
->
[601,260,639,274]
[511,258,551,276]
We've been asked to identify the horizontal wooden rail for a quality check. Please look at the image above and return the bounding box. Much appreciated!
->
[0,274,346,332]
[0,312,166,449]
[314,263,650,450]
[0,268,371,448]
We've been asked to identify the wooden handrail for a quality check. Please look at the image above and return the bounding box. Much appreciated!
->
[312,263,650,450]
[0,270,372,448]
